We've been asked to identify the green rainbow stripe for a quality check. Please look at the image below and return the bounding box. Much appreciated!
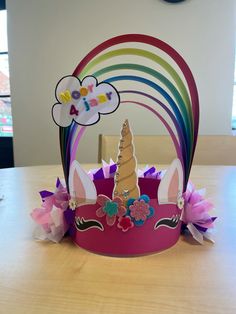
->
[78,47,193,136]
[92,63,192,147]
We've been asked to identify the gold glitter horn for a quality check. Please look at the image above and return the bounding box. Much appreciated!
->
[113,119,140,202]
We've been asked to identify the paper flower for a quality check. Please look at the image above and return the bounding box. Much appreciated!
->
[69,198,78,210]
[96,195,126,226]
[130,199,150,221]
[181,182,216,244]
[177,195,185,210]
[117,216,134,232]
[31,178,70,242]
[127,195,155,226]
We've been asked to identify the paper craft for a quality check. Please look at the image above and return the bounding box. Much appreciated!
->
[52,76,120,127]
[31,34,216,255]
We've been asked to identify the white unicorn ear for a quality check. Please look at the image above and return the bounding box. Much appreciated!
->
[69,160,97,205]
[158,158,183,204]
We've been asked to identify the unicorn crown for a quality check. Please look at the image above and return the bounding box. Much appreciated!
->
[31,34,216,255]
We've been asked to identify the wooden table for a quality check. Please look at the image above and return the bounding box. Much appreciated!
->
[0,164,236,314]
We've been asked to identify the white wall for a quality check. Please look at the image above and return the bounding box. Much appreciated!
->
[7,0,236,166]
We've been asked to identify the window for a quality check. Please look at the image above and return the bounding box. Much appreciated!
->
[0,1,14,169]
[0,9,13,137]
[232,57,236,130]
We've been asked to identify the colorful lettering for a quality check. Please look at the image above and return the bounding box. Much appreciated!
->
[83,98,90,111]
[90,98,98,107]
[70,104,79,116]
[98,94,107,103]
[60,90,71,103]
[72,90,80,100]
[60,85,114,110]
[106,92,112,100]
[80,87,88,96]
[87,84,94,93]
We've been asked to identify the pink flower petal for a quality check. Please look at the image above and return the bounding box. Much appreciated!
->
[182,183,216,232]
[31,208,51,225]
[117,205,127,217]
[130,210,135,218]
[189,192,202,205]
[113,196,123,206]
[97,194,110,206]
[106,215,116,226]
[96,206,106,217]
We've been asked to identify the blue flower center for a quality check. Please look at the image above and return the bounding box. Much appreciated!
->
[104,201,118,217]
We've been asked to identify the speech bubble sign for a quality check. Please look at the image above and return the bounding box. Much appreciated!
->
[52,75,120,127]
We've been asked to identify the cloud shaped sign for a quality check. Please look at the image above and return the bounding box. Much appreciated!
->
[52,76,120,127]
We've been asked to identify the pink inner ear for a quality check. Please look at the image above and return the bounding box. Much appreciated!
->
[74,170,86,202]
[168,169,179,203]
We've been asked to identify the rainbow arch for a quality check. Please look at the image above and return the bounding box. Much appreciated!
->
[59,34,199,191]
